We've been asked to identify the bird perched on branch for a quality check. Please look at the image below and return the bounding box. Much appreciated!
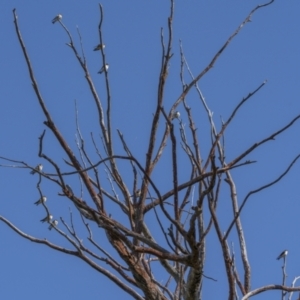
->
[30,164,43,175]
[277,249,288,260]
[48,220,58,230]
[52,14,62,24]
[34,196,47,206]
[171,111,180,120]
[40,214,53,223]
[94,44,105,51]
[98,63,109,74]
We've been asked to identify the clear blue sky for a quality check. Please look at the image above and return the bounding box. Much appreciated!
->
[1,1,300,299]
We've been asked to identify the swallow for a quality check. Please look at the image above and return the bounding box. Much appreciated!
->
[94,44,105,51]
[135,189,141,197]
[171,111,180,120]
[30,164,43,175]
[34,196,47,206]
[48,220,58,230]
[277,250,288,260]
[40,214,53,223]
[52,14,62,24]
[98,63,109,74]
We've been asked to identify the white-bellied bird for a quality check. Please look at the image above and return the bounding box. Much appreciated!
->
[48,220,58,230]
[277,250,288,260]
[30,164,43,175]
[98,63,109,74]
[40,214,53,223]
[34,196,47,206]
[52,14,62,24]
[171,111,180,120]
[94,44,105,51]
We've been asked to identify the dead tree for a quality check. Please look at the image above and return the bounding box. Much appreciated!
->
[1,1,300,299]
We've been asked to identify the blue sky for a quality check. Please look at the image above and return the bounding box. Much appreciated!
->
[1,1,300,299]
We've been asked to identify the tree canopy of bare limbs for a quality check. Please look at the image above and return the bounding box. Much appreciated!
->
[1,1,300,299]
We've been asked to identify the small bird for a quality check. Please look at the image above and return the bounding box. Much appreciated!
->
[94,44,105,51]
[40,214,53,223]
[52,14,62,24]
[277,250,288,260]
[135,189,141,197]
[98,63,109,74]
[30,164,43,175]
[34,196,47,206]
[48,220,58,230]
[171,111,180,120]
